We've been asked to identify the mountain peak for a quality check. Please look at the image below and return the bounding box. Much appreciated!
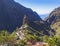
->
[50,7,60,16]
[45,7,60,25]
[0,0,42,32]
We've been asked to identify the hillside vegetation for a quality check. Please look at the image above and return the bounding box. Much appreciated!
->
[51,22,60,36]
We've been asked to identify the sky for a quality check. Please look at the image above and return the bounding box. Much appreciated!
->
[14,0,60,19]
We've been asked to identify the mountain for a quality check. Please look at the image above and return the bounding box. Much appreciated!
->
[28,21,55,36]
[0,0,55,36]
[45,7,60,36]
[0,0,41,32]
[45,7,60,25]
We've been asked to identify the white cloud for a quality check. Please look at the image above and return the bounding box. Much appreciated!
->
[31,7,53,15]
[14,0,58,15]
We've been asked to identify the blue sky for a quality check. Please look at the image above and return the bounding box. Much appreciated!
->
[14,0,60,19]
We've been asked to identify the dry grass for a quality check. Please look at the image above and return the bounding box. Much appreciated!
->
[51,22,60,36]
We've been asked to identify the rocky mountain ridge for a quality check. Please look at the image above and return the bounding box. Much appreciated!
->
[45,7,60,36]
[0,0,41,32]
[45,7,60,25]
[0,0,57,36]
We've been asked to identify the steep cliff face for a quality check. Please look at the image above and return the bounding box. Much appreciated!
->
[45,7,60,36]
[0,0,55,36]
[0,0,41,32]
[45,7,60,25]
[28,21,55,36]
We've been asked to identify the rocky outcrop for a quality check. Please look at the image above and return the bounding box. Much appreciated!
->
[45,7,60,25]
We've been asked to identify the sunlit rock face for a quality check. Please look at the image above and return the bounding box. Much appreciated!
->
[45,7,60,25]
[45,7,60,36]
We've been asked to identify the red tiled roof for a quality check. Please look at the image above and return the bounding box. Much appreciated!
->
[27,41,48,46]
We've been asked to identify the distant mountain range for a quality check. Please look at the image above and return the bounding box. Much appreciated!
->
[0,0,60,36]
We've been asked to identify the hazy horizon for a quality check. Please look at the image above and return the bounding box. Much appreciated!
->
[14,0,60,19]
